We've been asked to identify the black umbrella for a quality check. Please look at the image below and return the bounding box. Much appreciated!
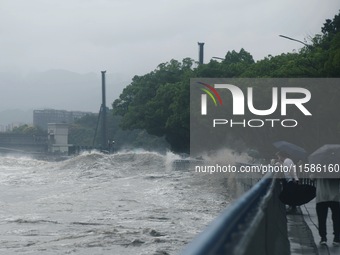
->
[308,144,340,165]
[279,183,316,206]
[308,144,340,178]
[273,141,307,162]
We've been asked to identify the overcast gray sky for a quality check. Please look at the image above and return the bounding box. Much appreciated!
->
[0,0,340,114]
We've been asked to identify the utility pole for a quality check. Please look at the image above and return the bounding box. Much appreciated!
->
[198,42,205,65]
[101,71,107,151]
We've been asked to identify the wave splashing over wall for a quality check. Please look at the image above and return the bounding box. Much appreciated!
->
[0,151,230,254]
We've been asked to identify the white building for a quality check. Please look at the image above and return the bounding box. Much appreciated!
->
[47,123,72,154]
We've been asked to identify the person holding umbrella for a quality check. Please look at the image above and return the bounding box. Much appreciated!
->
[276,151,299,214]
[315,178,340,246]
[273,142,316,212]
[309,144,340,246]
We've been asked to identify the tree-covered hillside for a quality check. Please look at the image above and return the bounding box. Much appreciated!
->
[113,11,340,155]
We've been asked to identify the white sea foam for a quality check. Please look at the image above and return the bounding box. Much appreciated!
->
[0,151,229,254]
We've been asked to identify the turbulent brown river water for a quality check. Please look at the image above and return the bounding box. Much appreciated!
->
[0,151,229,255]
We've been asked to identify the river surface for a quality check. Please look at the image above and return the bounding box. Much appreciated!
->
[0,151,229,255]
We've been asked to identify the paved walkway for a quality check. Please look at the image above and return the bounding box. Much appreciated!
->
[287,199,340,255]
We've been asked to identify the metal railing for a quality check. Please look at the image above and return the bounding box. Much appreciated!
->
[180,173,290,255]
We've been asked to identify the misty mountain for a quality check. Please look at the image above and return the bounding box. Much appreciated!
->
[0,69,131,125]
[0,109,33,126]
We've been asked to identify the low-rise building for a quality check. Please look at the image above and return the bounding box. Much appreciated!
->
[33,109,93,130]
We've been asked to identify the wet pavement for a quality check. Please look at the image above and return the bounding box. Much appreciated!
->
[288,199,340,255]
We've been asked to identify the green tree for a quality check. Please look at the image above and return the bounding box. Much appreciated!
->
[113,58,194,152]
[12,125,46,136]
[111,10,340,154]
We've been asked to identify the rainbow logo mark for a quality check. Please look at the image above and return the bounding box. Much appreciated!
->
[197,82,223,115]
[197,82,223,106]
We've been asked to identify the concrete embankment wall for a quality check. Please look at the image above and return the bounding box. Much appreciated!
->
[0,134,47,154]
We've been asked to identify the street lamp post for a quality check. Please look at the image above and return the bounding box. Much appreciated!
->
[279,34,318,144]
[279,35,312,49]
[212,56,225,61]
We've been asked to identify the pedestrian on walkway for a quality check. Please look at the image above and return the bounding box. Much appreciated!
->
[315,178,340,246]
[276,151,299,214]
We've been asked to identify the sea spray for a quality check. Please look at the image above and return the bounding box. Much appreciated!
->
[0,150,229,254]
[195,148,254,199]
